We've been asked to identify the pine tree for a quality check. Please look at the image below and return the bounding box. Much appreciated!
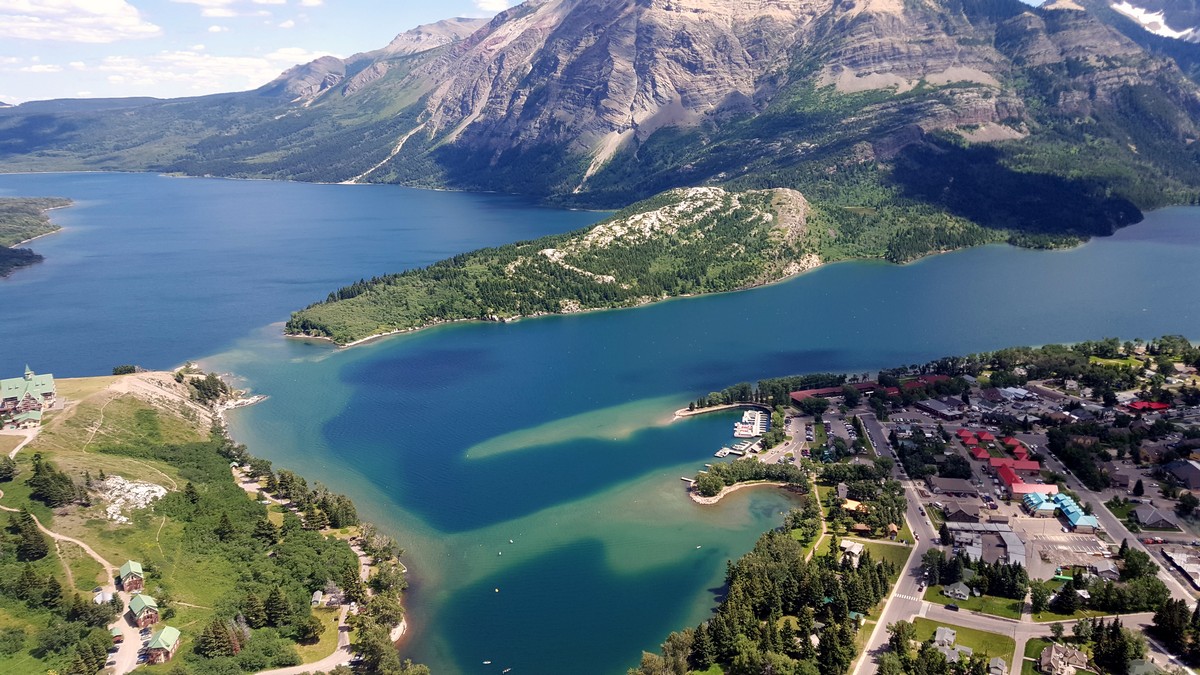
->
[214,512,235,541]
[15,564,43,601]
[42,575,63,610]
[1118,538,1129,558]
[252,519,277,546]
[63,652,91,675]
[265,586,289,627]
[16,518,48,561]
[184,482,200,504]
[243,592,266,628]
[195,617,236,658]
[0,456,17,482]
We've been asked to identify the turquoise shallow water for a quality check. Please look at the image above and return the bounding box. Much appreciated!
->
[2,173,1199,674]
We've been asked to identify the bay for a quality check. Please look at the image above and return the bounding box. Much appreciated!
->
[1,172,1198,674]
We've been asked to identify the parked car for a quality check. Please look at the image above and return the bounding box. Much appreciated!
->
[946,603,959,611]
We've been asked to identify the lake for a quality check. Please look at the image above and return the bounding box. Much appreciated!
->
[1,172,1198,674]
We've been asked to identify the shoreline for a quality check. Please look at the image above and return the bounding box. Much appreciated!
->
[286,257,826,349]
[689,481,791,505]
[673,401,773,419]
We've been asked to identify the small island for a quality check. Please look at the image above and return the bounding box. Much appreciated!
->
[0,197,71,277]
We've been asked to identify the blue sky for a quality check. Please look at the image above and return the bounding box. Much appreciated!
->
[0,0,513,104]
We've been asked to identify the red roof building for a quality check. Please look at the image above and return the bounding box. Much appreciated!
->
[961,435,978,446]
[970,447,990,461]
[1010,483,1059,495]
[956,428,973,438]
[1002,437,1021,447]
[1013,446,1030,461]
[977,431,996,443]
[990,457,1041,473]
[997,465,1020,488]
[1128,401,1171,412]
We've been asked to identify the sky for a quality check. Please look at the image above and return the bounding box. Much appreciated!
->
[0,0,515,104]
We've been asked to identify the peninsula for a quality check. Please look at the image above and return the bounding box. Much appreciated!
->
[0,197,70,277]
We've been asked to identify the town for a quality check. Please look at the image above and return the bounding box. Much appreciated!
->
[664,337,1200,675]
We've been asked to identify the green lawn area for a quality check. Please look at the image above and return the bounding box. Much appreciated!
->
[928,506,945,530]
[1090,356,1142,368]
[1105,501,1135,520]
[59,539,106,592]
[1030,606,1106,623]
[818,537,912,594]
[295,608,341,663]
[690,666,724,675]
[988,446,1008,458]
[922,585,1022,619]
[1024,638,1054,659]
[913,618,1016,667]
[0,434,22,456]
[1021,658,1038,675]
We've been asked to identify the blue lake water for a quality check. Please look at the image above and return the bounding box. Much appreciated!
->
[1,172,1199,674]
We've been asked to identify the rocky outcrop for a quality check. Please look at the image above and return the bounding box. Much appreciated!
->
[258,56,346,101]
[377,17,488,56]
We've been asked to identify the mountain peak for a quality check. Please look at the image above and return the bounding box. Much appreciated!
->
[378,17,489,57]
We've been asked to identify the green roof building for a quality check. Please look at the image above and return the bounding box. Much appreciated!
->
[129,594,158,615]
[0,366,56,419]
[119,560,144,591]
[146,626,181,663]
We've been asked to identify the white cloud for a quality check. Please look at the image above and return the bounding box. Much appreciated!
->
[20,63,62,72]
[299,0,323,5]
[0,0,161,43]
[69,60,86,68]
[277,18,294,28]
[207,24,229,32]
[82,46,340,94]
[474,0,513,11]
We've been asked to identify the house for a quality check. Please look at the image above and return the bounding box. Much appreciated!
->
[1167,460,1200,491]
[311,590,323,608]
[977,431,996,444]
[3,410,42,430]
[119,560,144,592]
[129,594,159,628]
[887,523,899,540]
[847,611,866,627]
[1141,441,1172,465]
[934,627,958,646]
[840,539,864,566]
[0,367,56,422]
[990,657,1007,675]
[850,523,872,534]
[1012,446,1030,461]
[944,501,981,523]
[146,626,181,664]
[927,477,978,497]
[943,581,971,600]
[1039,643,1089,675]
[93,590,113,605]
[970,446,990,461]
[1133,505,1180,530]
[916,399,963,420]
[836,482,849,501]
[1091,560,1120,581]
[1128,660,1164,675]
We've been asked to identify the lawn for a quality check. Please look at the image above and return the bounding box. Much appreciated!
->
[1024,638,1054,659]
[1021,658,1038,675]
[928,506,945,530]
[1105,501,1135,520]
[1030,607,1106,623]
[988,447,1008,458]
[1089,356,1142,369]
[58,539,107,592]
[912,618,1016,667]
[296,608,342,663]
[690,666,724,675]
[0,434,22,456]
[819,538,913,602]
[922,585,1023,619]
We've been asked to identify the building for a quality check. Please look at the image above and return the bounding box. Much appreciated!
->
[916,399,963,421]
[836,482,849,501]
[311,590,323,607]
[789,381,877,404]
[1023,492,1058,517]
[840,539,864,567]
[146,626,181,664]
[110,627,124,645]
[1133,505,1180,530]
[944,501,981,523]
[1039,643,1089,675]
[1128,401,1171,413]
[927,477,978,497]
[977,431,996,444]
[0,366,55,425]
[1167,460,1200,491]
[129,594,159,629]
[943,581,971,600]
[935,627,957,646]
[1053,493,1100,533]
[119,560,144,592]
[1091,560,1120,581]
[990,657,1007,675]
[989,457,1041,475]
[970,446,990,461]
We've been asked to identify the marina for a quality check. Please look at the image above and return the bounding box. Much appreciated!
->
[732,410,768,438]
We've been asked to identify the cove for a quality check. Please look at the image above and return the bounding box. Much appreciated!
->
[1,173,1199,674]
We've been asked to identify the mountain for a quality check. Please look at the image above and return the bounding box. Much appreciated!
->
[1,0,1198,239]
